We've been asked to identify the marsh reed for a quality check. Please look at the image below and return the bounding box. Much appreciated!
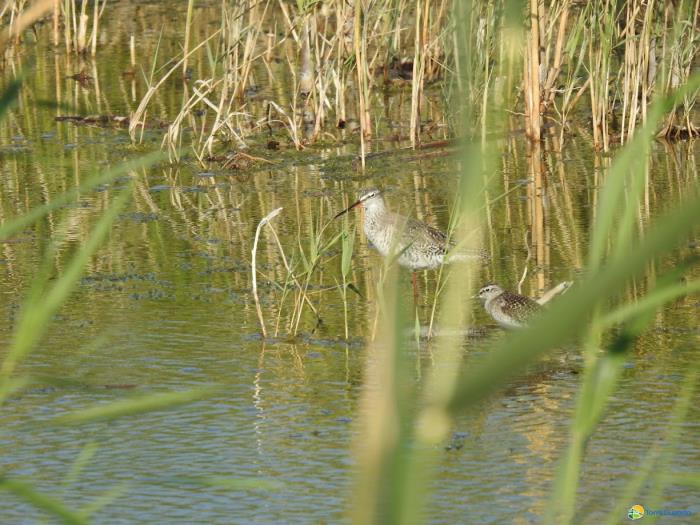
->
[0,1,699,522]
[2,1,697,152]
[143,0,698,158]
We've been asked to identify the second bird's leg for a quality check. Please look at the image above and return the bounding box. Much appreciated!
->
[411,271,419,302]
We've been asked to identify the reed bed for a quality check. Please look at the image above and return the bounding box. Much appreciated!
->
[121,0,697,158]
[3,1,696,153]
[0,1,698,523]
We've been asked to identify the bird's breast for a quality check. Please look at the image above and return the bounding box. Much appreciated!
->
[364,214,394,257]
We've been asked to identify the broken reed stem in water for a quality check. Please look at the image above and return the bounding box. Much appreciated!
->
[251,207,283,338]
[536,281,572,305]
[250,199,331,338]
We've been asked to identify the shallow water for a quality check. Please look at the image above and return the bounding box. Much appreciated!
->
[1,3,699,524]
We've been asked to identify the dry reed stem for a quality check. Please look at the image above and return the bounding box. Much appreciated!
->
[525,0,542,141]
[129,30,221,141]
[542,0,569,110]
[537,281,572,305]
[182,0,195,75]
[409,0,425,148]
[1,0,56,50]
[353,0,371,166]
[251,207,283,338]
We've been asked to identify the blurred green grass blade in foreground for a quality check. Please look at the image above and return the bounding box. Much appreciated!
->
[446,189,700,414]
[0,78,22,121]
[0,150,165,242]
[0,478,88,525]
[587,75,700,269]
[52,386,223,425]
[350,61,700,525]
[1,186,133,380]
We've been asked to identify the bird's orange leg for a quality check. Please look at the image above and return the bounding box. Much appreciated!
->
[412,271,419,303]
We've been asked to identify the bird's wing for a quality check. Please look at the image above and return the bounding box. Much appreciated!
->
[502,293,541,322]
[406,217,448,250]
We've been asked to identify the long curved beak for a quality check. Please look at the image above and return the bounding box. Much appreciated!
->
[333,199,362,219]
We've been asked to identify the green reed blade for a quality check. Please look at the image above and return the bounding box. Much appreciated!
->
[62,442,99,488]
[1,186,133,379]
[599,365,699,525]
[181,475,284,490]
[0,478,87,525]
[602,279,700,327]
[341,228,355,279]
[352,265,416,525]
[0,150,165,241]
[0,78,22,121]
[79,483,131,518]
[447,190,700,415]
[588,75,700,269]
[644,366,698,523]
[52,386,222,425]
[545,335,628,525]
[664,473,700,489]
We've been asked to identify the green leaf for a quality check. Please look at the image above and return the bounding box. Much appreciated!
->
[0,150,165,241]
[342,228,355,278]
[0,478,87,525]
[1,186,134,379]
[0,78,22,121]
[53,386,222,425]
[447,190,700,415]
[602,279,700,327]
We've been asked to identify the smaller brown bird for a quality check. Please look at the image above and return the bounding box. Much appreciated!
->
[475,284,541,328]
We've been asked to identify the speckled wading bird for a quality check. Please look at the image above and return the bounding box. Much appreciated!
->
[334,188,487,297]
[475,284,541,328]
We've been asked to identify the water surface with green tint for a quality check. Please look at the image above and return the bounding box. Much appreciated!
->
[1,4,698,524]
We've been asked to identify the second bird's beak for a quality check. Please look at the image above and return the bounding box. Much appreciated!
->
[333,199,362,219]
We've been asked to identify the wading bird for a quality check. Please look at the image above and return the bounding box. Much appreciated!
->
[475,284,541,328]
[334,188,487,298]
